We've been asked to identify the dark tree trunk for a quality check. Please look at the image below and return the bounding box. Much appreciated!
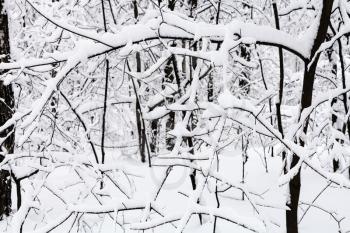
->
[150,119,159,154]
[134,52,147,162]
[238,45,251,94]
[272,1,285,156]
[163,51,179,151]
[131,2,148,163]
[207,73,214,102]
[286,1,334,232]
[168,0,176,11]
[329,22,350,173]
[152,1,179,153]
[237,22,251,200]
[331,100,340,172]
[325,34,341,172]
[0,0,15,218]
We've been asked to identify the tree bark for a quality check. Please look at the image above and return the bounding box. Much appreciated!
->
[131,1,148,163]
[163,54,178,151]
[286,1,334,232]
[329,22,350,172]
[272,1,285,153]
[0,0,15,218]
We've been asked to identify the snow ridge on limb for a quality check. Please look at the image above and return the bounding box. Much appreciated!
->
[2,0,310,72]
[130,204,266,232]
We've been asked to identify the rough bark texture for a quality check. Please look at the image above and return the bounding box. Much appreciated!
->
[0,0,15,218]
[325,38,341,172]
[150,119,159,153]
[286,1,334,232]
[163,55,177,151]
[131,2,148,163]
[272,1,285,147]
[134,52,147,162]
[329,22,350,173]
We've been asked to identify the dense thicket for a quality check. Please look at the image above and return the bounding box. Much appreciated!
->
[0,1,350,233]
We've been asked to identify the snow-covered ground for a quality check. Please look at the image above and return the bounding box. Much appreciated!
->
[1,146,349,233]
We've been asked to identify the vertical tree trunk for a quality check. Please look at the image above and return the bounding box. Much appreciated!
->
[325,33,341,172]
[331,98,341,172]
[150,119,158,154]
[163,54,178,151]
[286,1,333,232]
[132,1,148,163]
[0,0,15,218]
[238,8,251,197]
[272,1,286,165]
[329,22,350,173]
[135,52,147,162]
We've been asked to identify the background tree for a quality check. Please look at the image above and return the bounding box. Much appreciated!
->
[0,0,14,219]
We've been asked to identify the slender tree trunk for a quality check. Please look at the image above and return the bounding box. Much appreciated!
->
[237,43,250,198]
[132,1,148,163]
[150,119,159,154]
[324,31,341,172]
[213,3,221,231]
[0,0,15,218]
[272,1,286,163]
[331,98,341,172]
[238,14,251,198]
[329,22,350,172]
[286,1,333,232]
[135,52,147,162]
[101,0,108,166]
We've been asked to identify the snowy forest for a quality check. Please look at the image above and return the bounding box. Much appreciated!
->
[1,0,350,232]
